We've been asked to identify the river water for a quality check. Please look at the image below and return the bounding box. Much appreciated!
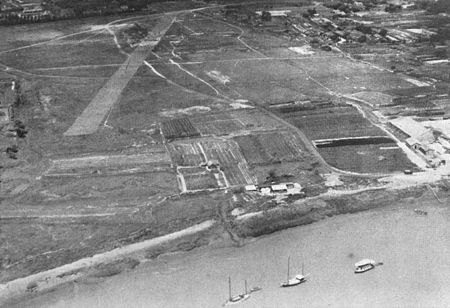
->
[16,195,450,308]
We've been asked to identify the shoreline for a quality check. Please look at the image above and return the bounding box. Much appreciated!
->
[0,183,430,307]
[0,220,217,307]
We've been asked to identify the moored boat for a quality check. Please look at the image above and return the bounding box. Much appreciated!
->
[224,277,250,306]
[354,259,376,274]
[280,256,308,287]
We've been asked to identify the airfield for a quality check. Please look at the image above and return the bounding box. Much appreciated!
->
[0,0,449,303]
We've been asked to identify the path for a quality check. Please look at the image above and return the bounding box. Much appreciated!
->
[64,15,176,136]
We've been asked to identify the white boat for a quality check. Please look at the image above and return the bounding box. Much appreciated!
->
[224,277,250,306]
[354,259,376,274]
[280,256,308,287]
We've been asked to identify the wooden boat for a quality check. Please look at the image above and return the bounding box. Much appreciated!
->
[280,256,308,288]
[224,277,250,306]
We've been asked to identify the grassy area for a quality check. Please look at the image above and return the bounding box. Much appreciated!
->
[0,34,126,70]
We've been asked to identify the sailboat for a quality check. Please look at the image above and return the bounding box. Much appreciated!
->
[280,256,308,288]
[224,277,250,306]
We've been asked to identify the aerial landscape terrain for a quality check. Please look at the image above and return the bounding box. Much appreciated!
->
[0,0,449,306]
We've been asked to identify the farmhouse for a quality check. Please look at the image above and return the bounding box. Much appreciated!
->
[245,182,304,196]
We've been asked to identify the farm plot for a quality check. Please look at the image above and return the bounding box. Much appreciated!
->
[178,168,222,191]
[275,105,385,140]
[234,131,307,166]
[190,113,244,136]
[168,142,206,166]
[46,149,172,177]
[199,139,255,186]
[161,117,201,140]
[318,143,418,173]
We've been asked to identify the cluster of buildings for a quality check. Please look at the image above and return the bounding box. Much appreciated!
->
[222,0,440,51]
[0,1,50,20]
[390,117,450,168]
[0,0,147,24]
[245,182,305,196]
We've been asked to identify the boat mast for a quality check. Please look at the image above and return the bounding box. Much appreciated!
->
[287,256,290,282]
[302,263,304,276]
[228,276,232,300]
[245,280,248,294]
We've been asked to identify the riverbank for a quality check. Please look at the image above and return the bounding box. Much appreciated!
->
[0,183,434,307]
[13,187,450,308]
[0,220,222,307]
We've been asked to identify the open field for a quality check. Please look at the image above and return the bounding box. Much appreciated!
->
[64,15,176,136]
[0,189,226,284]
[0,15,138,52]
[0,32,127,71]
[108,66,227,130]
[190,109,285,136]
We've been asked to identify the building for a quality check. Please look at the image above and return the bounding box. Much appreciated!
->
[245,182,304,196]
[389,117,435,144]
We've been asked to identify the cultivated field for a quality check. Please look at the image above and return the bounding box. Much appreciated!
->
[319,143,419,173]
[168,142,205,166]
[161,117,200,140]
[275,105,386,140]
[199,139,255,186]
[234,131,307,166]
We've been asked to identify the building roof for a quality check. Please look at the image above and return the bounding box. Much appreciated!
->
[390,117,434,144]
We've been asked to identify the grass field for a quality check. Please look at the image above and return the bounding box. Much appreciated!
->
[0,32,127,70]
[182,171,219,191]
[190,109,285,136]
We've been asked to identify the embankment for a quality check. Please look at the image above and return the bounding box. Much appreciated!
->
[234,187,426,237]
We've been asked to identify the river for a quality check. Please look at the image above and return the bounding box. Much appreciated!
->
[15,194,450,308]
